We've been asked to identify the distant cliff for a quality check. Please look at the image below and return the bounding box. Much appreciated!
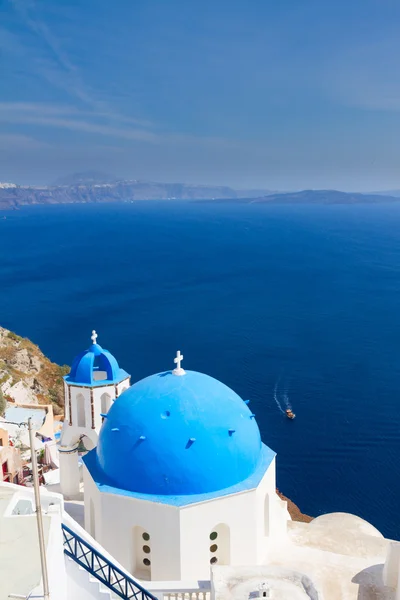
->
[0,177,273,210]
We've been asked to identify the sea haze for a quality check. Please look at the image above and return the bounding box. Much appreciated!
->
[1,201,400,538]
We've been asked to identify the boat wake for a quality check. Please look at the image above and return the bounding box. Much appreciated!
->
[274,376,292,414]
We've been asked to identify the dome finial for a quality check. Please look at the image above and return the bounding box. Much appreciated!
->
[173,350,186,376]
[91,329,98,345]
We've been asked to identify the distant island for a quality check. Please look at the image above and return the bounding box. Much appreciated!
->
[0,171,398,209]
[199,189,400,205]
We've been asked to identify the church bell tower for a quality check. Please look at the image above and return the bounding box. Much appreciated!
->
[59,330,130,498]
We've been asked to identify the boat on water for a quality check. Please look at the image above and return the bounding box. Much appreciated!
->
[285,408,295,420]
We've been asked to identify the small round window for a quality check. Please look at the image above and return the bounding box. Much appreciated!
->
[143,545,151,554]
[210,531,218,541]
[142,532,150,541]
[143,558,151,566]
[210,544,218,553]
[210,557,218,565]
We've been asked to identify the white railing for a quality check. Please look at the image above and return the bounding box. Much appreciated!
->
[147,582,211,600]
[62,512,212,600]
[160,593,210,600]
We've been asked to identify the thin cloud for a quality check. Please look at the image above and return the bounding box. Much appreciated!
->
[0,102,234,148]
[0,111,158,143]
[0,132,49,150]
[4,3,233,150]
[324,35,400,112]
[8,0,149,128]
[10,0,101,110]
[0,102,151,127]
[0,103,78,115]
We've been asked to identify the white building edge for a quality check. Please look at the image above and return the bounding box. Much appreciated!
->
[2,331,400,600]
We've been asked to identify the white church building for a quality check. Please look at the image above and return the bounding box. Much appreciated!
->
[59,332,287,582]
[46,330,400,600]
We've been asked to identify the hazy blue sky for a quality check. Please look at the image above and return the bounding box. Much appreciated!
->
[1,0,400,190]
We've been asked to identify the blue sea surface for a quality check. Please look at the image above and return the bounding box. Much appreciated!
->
[1,201,400,537]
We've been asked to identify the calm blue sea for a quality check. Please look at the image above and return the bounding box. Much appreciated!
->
[1,201,400,538]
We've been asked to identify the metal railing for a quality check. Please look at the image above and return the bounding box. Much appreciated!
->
[62,523,158,600]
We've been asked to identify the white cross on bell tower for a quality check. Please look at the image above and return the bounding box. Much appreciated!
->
[173,350,186,376]
[91,330,98,345]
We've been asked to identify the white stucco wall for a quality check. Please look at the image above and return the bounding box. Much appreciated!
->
[46,503,68,600]
[65,557,112,600]
[179,461,283,581]
[83,466,102,540]
[254,458,289,560]
[0,483,68,600]
[117,379,130,397]
[383,541,400,592]
[179,493,256,580]
[84,466,182,581]
[59,447,81,498]
[83,459,286,583]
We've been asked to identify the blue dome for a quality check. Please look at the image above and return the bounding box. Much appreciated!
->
[66,341,128,386]
[96,370,262,496]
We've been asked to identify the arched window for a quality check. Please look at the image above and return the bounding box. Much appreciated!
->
[76,393,86,428]
[209,523,230,566]
[264,494,270,536]
[79,434,96,454]
[132,526,151,580]
[101,393,112,418]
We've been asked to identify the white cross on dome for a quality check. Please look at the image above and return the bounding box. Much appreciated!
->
[91,330,98,345]
[173,350,186,376]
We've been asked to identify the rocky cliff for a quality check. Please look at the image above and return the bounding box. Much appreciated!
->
[0,326,68,415]
[277,489,313,523]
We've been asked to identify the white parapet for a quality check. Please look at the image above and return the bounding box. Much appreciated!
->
[0,482,67,600]
[383,541,400,594]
